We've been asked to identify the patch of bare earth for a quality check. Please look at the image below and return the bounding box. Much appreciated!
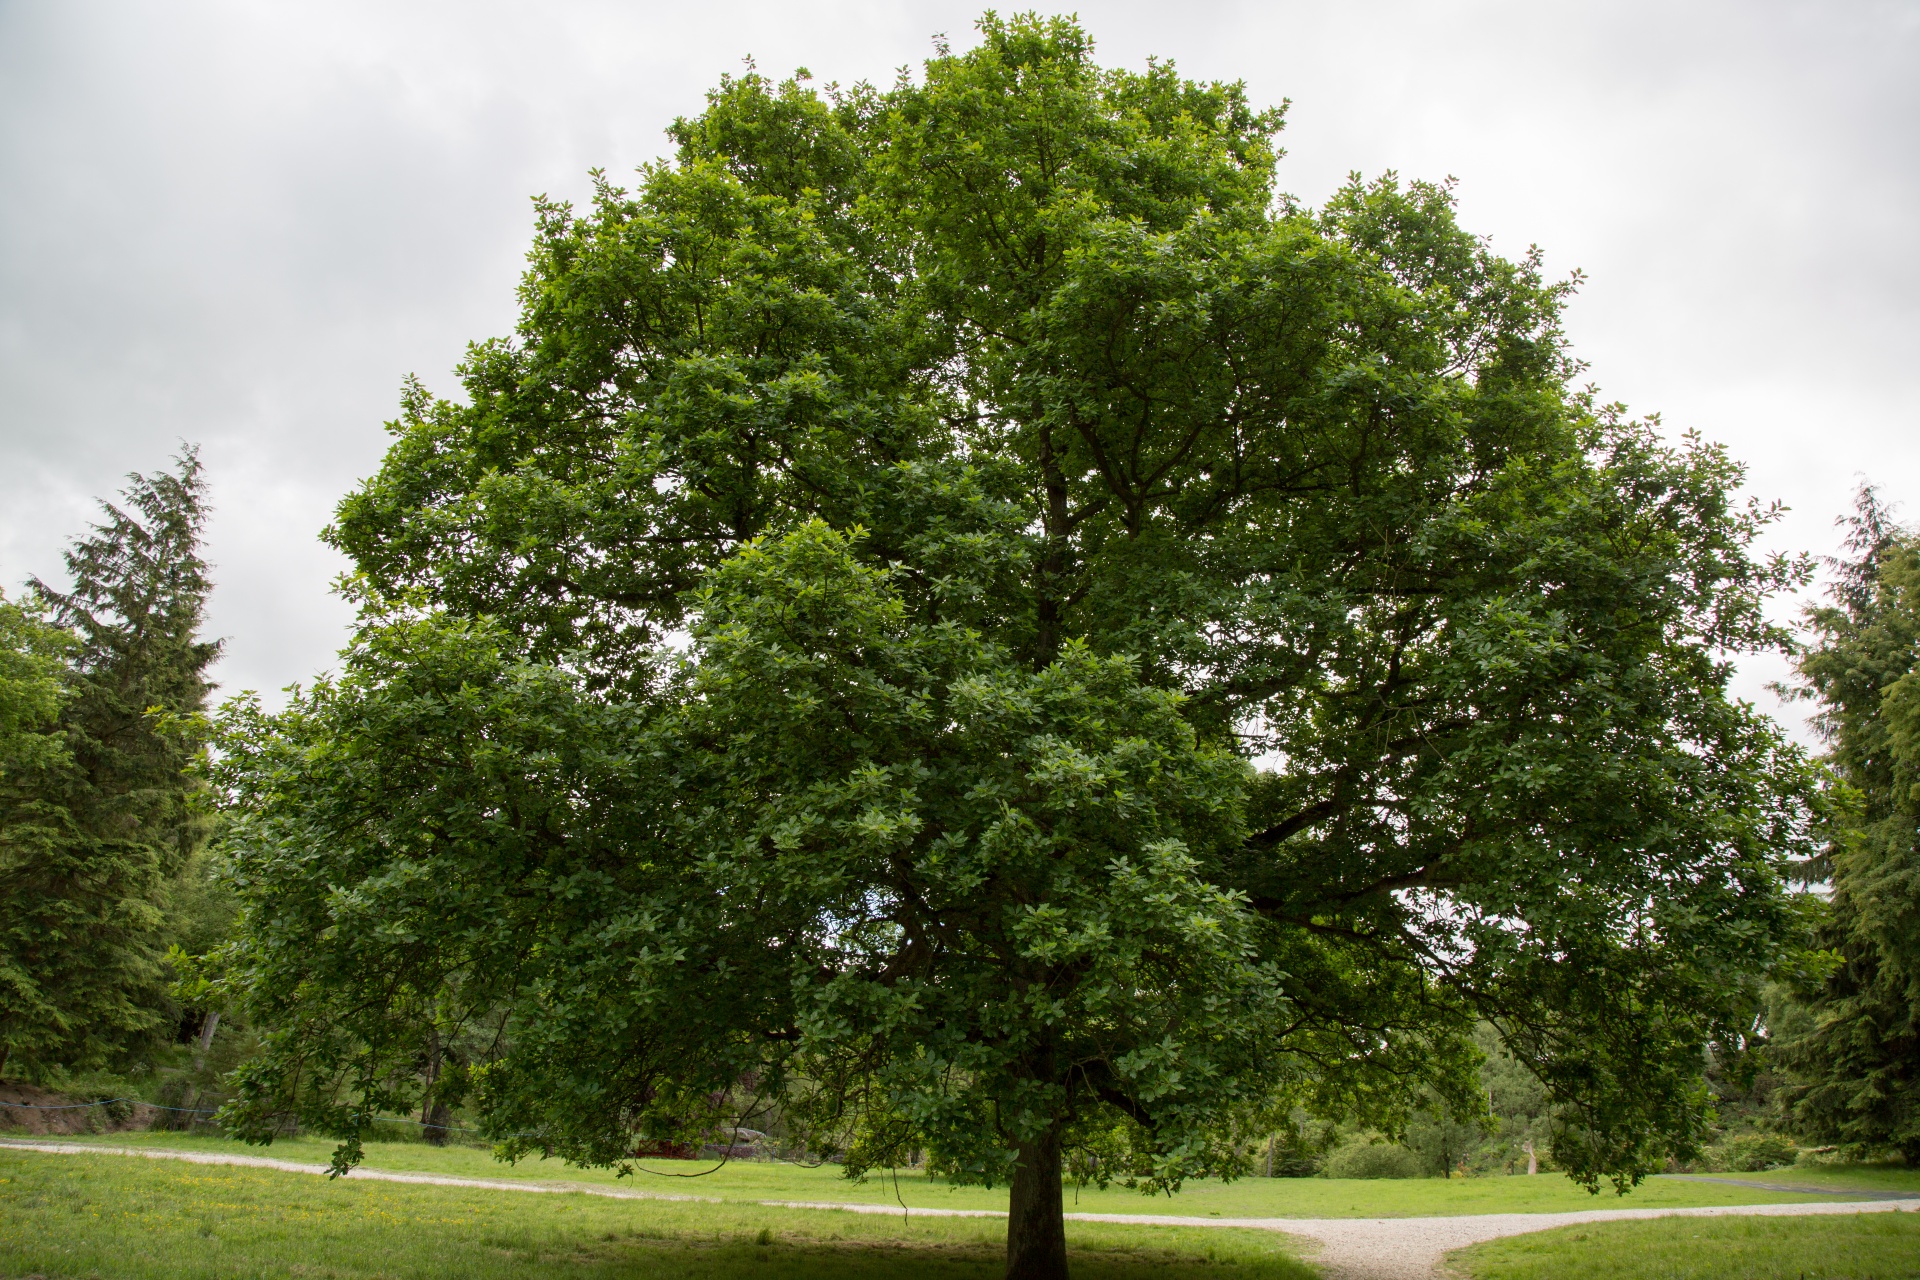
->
[0,1082,157,1135]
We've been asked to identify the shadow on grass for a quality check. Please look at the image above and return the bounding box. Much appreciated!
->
[520,1233,1316,1278]
[1448,1212,1920,1280]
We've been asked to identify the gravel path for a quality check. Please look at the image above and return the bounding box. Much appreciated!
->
[1116,1200,1920,1279]
[5,1139,1914,1279]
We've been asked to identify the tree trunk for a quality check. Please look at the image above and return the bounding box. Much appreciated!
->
[1032,418,1071,667]
[1006,1130,1068,1280]
[421,1026,449,1145]
[1523,1139,1537,1176]
[423,1099,453,1145]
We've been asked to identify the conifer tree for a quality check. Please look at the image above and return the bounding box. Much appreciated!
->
[0,592,73,1080]
[0,450,220,1079]
[1778,489,1920,1162]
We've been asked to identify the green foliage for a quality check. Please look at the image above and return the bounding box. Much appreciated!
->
[1321,1135,1423,1179]
[1700,1133,1797,1173]
[0,451,220,1080]
[690,524,1280,1191]
[1256,1113,1337,1177]
[216,13,1819,1249]
[1776,488,1920,1163]
[1402,1103,1488,1179]
[1258,1025,1558,1178]
[214,523,1281,1187]
[1472,1024,1555,1175]
[0,590,72,781]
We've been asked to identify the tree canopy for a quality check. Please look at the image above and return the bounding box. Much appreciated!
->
[212,17,1821,1278]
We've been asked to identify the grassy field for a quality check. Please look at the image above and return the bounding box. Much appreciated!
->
[13,1131,1899,1220]
[1447,1211,1920,1279]
[7,1140,1914,1280]
[0,1149,1315,1280]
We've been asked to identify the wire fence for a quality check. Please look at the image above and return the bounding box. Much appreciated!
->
[0,1098,218,1117]
[0,1098,469,1132]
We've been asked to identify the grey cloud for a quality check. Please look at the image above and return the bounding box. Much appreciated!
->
[3,0,1914,735]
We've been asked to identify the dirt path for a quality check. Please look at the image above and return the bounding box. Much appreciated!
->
[1136,1200,1920,1279]
[0,1087,158,1135]
[4,1139,1914,1280]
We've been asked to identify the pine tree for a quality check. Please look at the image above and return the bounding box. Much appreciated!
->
[0,450,220,1079]
[1777,488,1920,1162]
[0,592,74,1081]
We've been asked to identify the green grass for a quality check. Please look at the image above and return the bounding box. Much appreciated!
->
[12,1131,1897,1219]
[0,1149,1314,1280]
[1447,1211,1920,1279]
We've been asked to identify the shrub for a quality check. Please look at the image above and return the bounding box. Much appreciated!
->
[1260,1117,1336,1176]
[1323,1136,1424,1179]
[1709,1133,1798,1172]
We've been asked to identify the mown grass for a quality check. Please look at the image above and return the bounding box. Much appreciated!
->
[0,1150,1314,1280]
[1446,1211,1920,1279]
[15,1131,1886,1219]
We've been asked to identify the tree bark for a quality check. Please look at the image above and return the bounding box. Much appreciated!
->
[1006,1129,1068,1280]
[423,1099,453,1145]
[1032,417,1071,668]
[421,1026,450,1146]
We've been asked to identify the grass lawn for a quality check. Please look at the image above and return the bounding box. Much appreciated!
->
[0,1149,1314,1280]
[1446,1211,1920,1279]
[14,1131,1904,1219]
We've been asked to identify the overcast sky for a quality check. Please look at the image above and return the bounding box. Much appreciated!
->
[3,0,1915,735]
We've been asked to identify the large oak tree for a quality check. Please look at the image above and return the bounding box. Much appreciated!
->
[213,18,1819,1278]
